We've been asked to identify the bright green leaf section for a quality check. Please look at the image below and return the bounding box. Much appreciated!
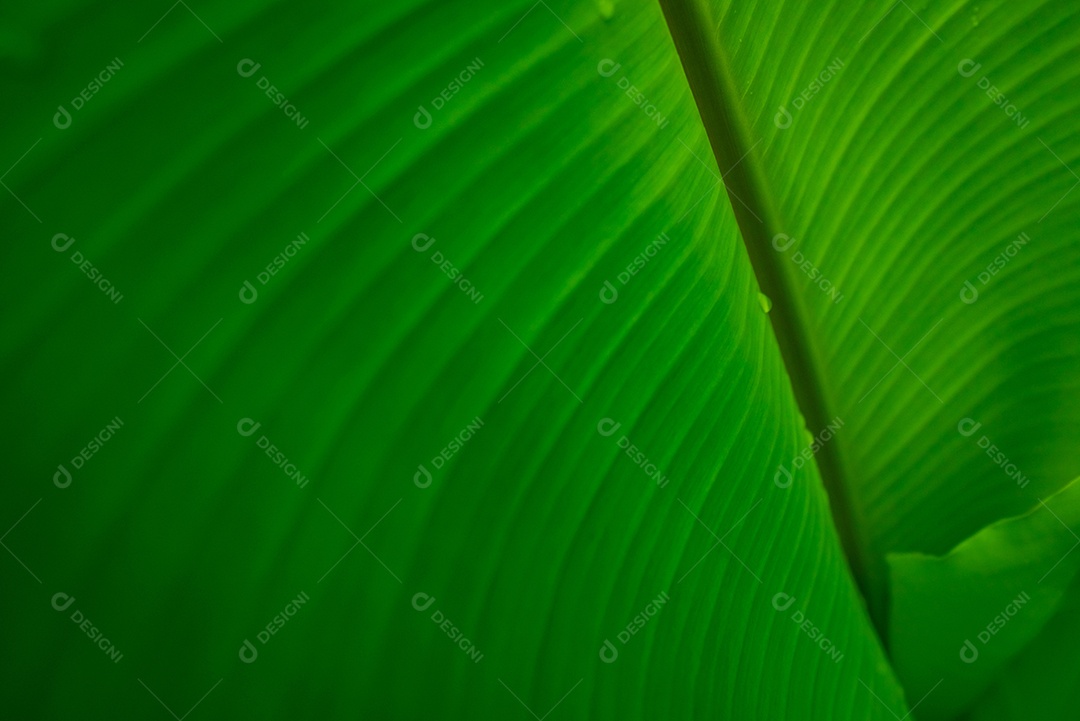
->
[678,0,1080,623]
[888,475,1080,720]
[0,0,907,719]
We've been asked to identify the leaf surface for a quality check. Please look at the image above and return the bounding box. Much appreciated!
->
[665,0,1080,627]
[888,476,1080,720]
[0,0,910,719]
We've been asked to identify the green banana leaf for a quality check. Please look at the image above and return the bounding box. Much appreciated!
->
[965,579,1080,721]
[667,0,1080,612]
[889,475,1080,720]
[2,0,1077,719]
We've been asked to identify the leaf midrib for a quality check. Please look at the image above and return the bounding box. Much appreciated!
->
[656,0,884,629]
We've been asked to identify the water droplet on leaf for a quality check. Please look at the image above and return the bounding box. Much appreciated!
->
[758,293,772,313]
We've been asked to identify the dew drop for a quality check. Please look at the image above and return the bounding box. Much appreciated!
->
[598,0,614,19]
[758,293,772,313]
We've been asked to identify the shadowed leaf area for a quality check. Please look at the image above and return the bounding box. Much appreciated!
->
[1,0,1077,719]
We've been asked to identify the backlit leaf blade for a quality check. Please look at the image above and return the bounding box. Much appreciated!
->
[666,0,1080,622]
[0,0,908,719]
